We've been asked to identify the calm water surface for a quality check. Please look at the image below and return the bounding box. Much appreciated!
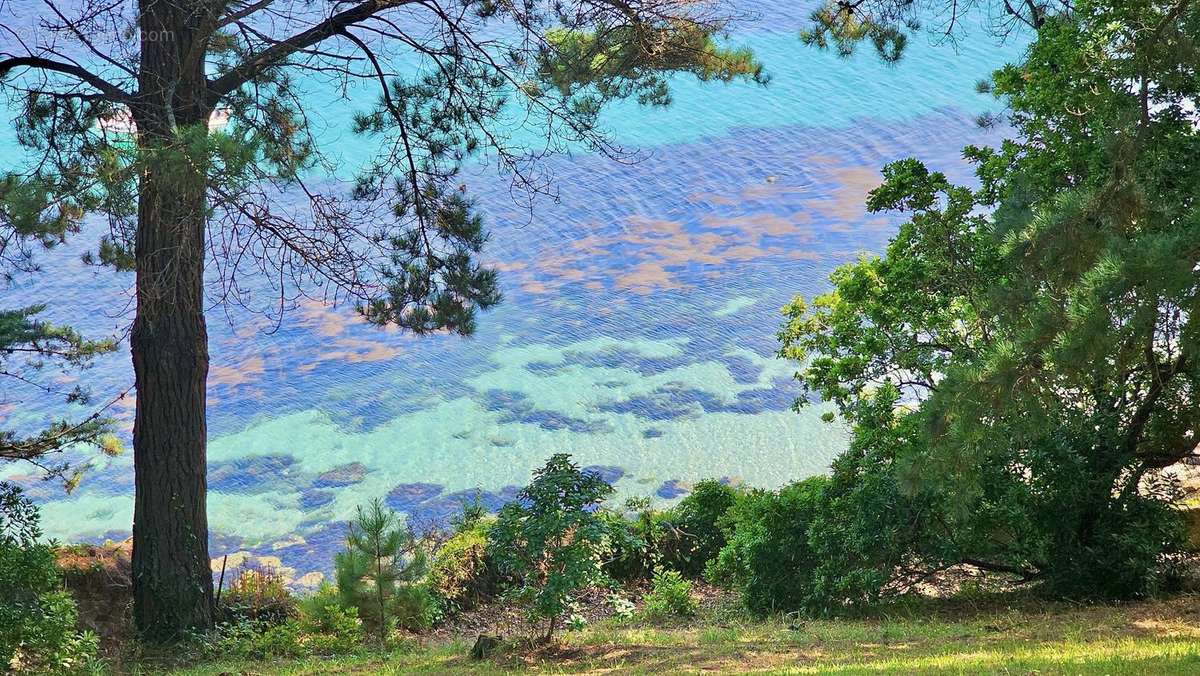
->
[0,1,1027,579]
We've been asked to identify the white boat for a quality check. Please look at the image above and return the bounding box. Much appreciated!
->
[95,108,231,135]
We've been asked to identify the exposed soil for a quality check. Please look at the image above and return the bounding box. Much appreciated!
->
[55,539,135,654]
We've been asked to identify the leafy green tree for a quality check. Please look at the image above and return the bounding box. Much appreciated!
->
[334,498,430,642]
[489,454,614,641]
[781,0,1199,599]
[0,0,762,638]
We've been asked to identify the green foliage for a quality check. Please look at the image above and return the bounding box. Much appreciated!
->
[798,0,1061,62]
[205,619,308,661]
[608,593,636,621]
[540,25,765,109]
[641,568,697,621]
[706,477,830,615]
[599,482,741,581]
[0,483,98,673]
[0,306,118,477]
[294,583,364,655]
[428,518,495,613]
[801,401,934,610]
[780,0,1200,604]
[334,499,433,640]
[663,480,741,577]
[564,608,588,632]
[387,583,442,633]
[488,454,614,640]
[219,565,296,625]
[298,583,357,631]
[800,4,909,62]
[600,497,671,581]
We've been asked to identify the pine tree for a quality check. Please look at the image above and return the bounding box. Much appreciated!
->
[334,499,427,643]
[0,0,763,638]
[800,0,1066,62]
[2,207,119,480]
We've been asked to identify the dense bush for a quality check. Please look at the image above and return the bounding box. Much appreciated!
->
[810,402,1188,608]
[206,619,308,660]
[662,480,740,577]
[1016,431,1187,599]
[201,583,364,660]
[0,483,98,674]
[297,582,364,652]
[706,477,830,615]
[489,454,614,640]
[641,568,697,621]
[428,518,496,613]
[600,497,670,581]
[386,582,442,632]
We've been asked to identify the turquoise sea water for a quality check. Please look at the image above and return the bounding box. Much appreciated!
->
[0,2,1028,582]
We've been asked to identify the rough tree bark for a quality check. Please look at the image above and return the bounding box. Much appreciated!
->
[129,1,215,639]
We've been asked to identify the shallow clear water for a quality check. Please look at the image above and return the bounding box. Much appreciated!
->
[0,2,1028,580]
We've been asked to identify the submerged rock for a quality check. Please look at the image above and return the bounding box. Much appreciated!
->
[312,462,369,488]
[656,479,690,499]
[385,482,445,512]
[582,465,626,484]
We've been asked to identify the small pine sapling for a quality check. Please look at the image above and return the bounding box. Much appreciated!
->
[334,498,428,643]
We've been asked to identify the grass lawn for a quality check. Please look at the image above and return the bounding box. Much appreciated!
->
[158,594,1200,675]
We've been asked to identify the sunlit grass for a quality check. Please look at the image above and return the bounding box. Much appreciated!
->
[161,595,1200,675]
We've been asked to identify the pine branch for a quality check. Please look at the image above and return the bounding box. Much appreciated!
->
[206,0,420,103]
[0,55,132,103]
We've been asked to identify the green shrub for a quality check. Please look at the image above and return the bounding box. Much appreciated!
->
[564,612,587,632]
[800,417,921,612]
[706,477,829,616]
[641,568,696,621]
[298,583,363,654]
[608,593,636,620]
[600,498,669,581]
[207,619,306,660]
[388,582,442,632]
[662,480,740,577]
[219,564,296,625]
[1025,439,1187,599]
[0,483,99,673]
[488,454,614,641]
[428,519,495,613]
[805,405,1190,607]
[298,582,348,631]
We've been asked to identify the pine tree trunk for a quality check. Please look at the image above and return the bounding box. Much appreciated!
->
[130,2,215,640]
[130,167,213,639]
